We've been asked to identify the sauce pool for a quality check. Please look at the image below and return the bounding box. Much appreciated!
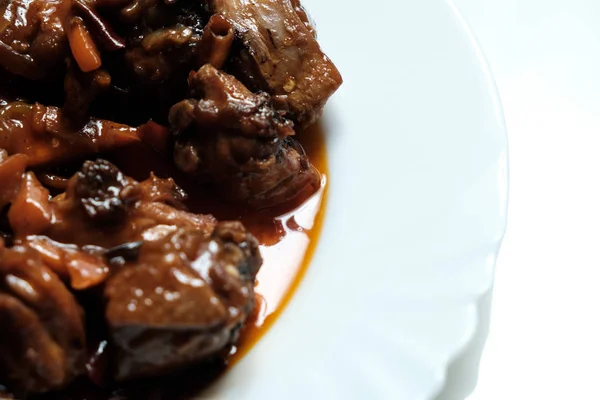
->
[34,122,329,399]
[109,122,327,363]
[231,122,328,361]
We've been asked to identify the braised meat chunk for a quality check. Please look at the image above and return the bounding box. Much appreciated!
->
[0,0,71,79]
[1,160,261,391]
[0,152,27,209]
[43,160,217,245]
[8,160,218,285]
[0,0,339,396]
[170,64,320,208]
[210,0,342,124]
[106,221,261,381]
[0,243,86,395]
[0,99,139,166]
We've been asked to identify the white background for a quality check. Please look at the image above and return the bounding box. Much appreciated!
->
[452,1,600,399]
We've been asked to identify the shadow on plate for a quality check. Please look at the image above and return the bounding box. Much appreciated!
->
[434,288,494,400]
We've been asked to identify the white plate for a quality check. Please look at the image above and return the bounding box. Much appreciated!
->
[205,0,508,399]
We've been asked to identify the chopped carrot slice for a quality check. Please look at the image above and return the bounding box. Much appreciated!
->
[68,18,102,72]
[138,121,171,155]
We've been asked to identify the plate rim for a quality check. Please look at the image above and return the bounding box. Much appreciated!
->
[205,0,509,398]
[431,0,509,396]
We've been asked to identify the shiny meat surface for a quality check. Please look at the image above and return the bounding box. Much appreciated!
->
[0,159,261,391]
[0,0,338,396]
[172,64,295,138]
[0,0,71,79]
[0,99,139,166]
[0,153,27,209]
[0,243,86,394]
[9,160,218,287]
[106,221,260,381]
[211,0,343,124]
[170,64,320,208]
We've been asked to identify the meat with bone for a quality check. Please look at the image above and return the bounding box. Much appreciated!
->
[170,64,320,209]
[210,0,342,125]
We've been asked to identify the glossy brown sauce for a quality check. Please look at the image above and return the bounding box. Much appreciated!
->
[231,122,328,362]
[110,121,327,363]
[23,124,327,400]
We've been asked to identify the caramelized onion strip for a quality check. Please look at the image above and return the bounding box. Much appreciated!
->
[73,0,126,51]
[0,41,43,79]
[37,173,70,191]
